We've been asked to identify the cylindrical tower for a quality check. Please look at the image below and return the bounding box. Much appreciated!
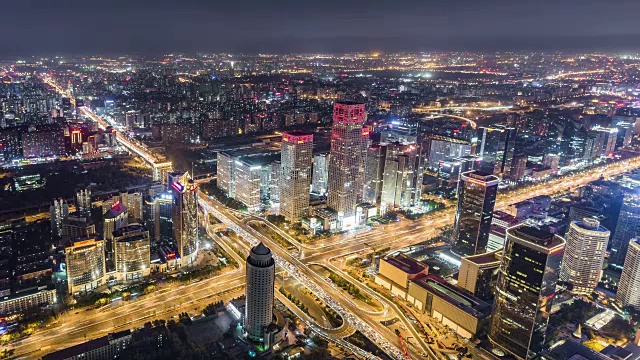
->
[245,242,275,342]
[560,218,610,294]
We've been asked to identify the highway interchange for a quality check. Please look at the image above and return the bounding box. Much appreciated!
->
[16,75,640,359]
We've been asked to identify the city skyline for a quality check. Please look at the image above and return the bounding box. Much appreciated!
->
[3,45,640,359]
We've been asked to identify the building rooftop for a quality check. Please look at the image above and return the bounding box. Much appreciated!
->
[42,330,131,360]
[509,225,564,249]
[412,274,491,319]
[104,201,127,219]
[112,224,148,241]
[384,253,428,275]
[462,250,502,267]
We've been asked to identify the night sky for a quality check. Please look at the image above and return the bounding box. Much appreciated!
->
[3,0,640,55]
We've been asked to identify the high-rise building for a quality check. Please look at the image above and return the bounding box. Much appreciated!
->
[457,250,502,301]
[121,191,143,223]
[156,192,173,244]
[103,201,128,262]
[610,191,640,268]
[363,145,386,206]
[50,198,69,236]
[269,160,281,207]
[245,242,275,343]
[617,238,640,309]
[171,172,198,267]
[311,153,329,195]
[380,143,417,212]
[76,187,92,218]
[560,218,610,294]
[21,124,66,158]
[327,101,367,228]
[423,135,472,169]
[488,226,565,360]
[65,238,106,294]
[452,171,499,257]
[476,126,516,176]
[280,131,313,222]
[113,224,151,284]
[62,215,96,240]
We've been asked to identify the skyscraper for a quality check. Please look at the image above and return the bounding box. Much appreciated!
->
[103,201,128,262]
[113,224,151,284]
[65,238,106,294]
[171,172,198,267]
[452,171,499,257]
[489,225,565,360]
[311,153,329,195]
[327,101,366,228]
[50,198,69,236]
[617,238,640,309]
[380,143,417,212]
[610,191,640,268]
[280,131,313,222]
[560,218,610,294]
[245,242,275,343]
[76,187,92,218]
[476,126,516,176]
[363,145,386,206]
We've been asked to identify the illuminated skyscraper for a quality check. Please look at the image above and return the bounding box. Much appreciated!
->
[489,226,565,360]
[103,201,128,261]
[245,242,275,343]
[327,101,367,228]
[560,218,610,294]
[50,198,69,236]
[311,153,329,195]
[617,238,640,309]
[452,171,499,257]
[280,131,313,222]
[380,143,417,212]
[171,172,198,267]
[476,126,516,177]
[610,191,640,267]
[113,224,151,284]
[76,187,92,218]
[65,238,106,294]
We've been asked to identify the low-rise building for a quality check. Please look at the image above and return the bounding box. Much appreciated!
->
[457,250,502,301]
[0,285,56,315]
[407,274,491,338]
[42,330,132,360]
[374,253,429,299]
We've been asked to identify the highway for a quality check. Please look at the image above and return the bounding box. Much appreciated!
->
[31,74,640,359]
[42,76,172,181]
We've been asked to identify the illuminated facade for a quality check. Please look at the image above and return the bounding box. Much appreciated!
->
[103,201,128,261]
[245,242,275,343]
[380,143,417,212]
[75,187,92,218]
[617,238,640,309]
[311,153,329,195]
[488,226,565,360]
[280,131,313,222]
[113,224,151,283]
[477,126,516,177]
[50,198,69,236]
[452,171,499,257]
[65,238,106,294]
[171,172,198,267]
[327,101,367,227]
[560,218,610,294]
[610,191,640,267]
